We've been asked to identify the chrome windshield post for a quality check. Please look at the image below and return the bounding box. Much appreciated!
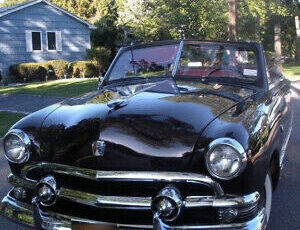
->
[99,47,124,89]
[172,40,184,77]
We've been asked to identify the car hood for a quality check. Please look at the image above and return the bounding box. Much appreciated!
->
[28,80,256,171]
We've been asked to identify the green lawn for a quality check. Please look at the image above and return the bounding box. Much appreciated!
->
[0,112,26,137]
[0,79,99,98]
[283,64,300,80]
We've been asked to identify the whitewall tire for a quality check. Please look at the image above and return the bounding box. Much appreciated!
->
[264,172,273,223]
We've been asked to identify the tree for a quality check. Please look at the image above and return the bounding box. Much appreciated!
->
[228,0,236,41]
[88,0,123,72]
[269,0,294,63]
[1,0,297,59]
[294,0,300,60]
[0,0,27,7]
[118,0,228,42]
[237,0,295,58]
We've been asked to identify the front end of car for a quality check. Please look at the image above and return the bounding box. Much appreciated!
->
[0,129,267,230]
[1,40,270,230]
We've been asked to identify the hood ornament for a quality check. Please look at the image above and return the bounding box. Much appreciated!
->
[92,140,106,156]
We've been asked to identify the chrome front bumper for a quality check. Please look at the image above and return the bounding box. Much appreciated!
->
[1,193,267,230]
[0,165,267,230]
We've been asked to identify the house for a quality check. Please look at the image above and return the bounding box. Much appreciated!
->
[0,0,95,76]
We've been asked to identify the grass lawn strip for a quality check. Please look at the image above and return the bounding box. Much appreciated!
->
[0,79,98,98]
[283,64,300,80]
[0,112,26,137]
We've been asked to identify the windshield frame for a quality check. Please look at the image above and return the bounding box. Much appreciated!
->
[101,40,266,89]
[102,40,181,86]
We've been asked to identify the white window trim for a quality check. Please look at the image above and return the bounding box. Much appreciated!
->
[31,30,43,52]
[46,31,57,52]
[46,31,62,52]
[56,31,62,52]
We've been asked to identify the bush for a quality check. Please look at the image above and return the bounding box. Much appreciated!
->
[44,60,68,79]
[71,61,99,78]
[9,63,47,82]
[9,60,98,82]
[87,46,111,72]
[9,60,68,82]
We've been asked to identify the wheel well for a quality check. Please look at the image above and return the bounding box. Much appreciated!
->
[269,150,280,191]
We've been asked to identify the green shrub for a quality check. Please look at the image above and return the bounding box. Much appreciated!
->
[9,63,47,82]
[9,64,19,78]
[87,46,111,71]
[9,60,68,82]
[9,60,97,82]
[71,61,99,78]
[43,60,68,79]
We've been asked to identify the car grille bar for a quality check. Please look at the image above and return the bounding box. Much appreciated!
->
[21,162,225,196]
[8,173,259,211]
[58,187,152,210]
[59,187,259,210]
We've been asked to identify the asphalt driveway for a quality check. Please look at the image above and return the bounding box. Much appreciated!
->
[0,94,65,114]
[0,83,299,229]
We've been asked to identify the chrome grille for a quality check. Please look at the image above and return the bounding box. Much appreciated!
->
[10,162,260,225]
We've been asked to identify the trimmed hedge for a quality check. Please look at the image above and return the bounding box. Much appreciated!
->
[9,60,98,82]
[71,61,99,78]
[43,60,68,79]
[9,63,48,82]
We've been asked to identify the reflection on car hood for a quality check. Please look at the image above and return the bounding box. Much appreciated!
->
[36,80,256,171]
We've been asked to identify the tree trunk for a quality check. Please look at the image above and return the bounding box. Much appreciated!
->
[228,0,236,41]
[295,16,300,61]
[274,23,282,67]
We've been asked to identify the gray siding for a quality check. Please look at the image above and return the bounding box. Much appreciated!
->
[0,2,91,75]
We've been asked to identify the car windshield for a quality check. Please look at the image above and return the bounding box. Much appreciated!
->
[176,43,258,81]
[108,44,179,81]
[106,41,259,83]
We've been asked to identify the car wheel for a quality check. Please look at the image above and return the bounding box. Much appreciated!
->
[264,172,273,223]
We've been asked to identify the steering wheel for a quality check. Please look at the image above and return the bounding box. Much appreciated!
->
[205,66,243,78]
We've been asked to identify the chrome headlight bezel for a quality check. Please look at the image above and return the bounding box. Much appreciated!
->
[205,138,247,180]
[3,129,31,164]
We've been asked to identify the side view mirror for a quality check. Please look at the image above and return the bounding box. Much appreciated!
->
[98,75,104,90]
[268,66,283,83]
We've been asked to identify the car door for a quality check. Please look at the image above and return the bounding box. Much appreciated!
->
[267,66,292,168]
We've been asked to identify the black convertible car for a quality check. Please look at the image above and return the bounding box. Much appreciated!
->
[0,40,292,230]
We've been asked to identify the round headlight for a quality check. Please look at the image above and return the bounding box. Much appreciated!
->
[205,138,247,180]
[4,129,31,164]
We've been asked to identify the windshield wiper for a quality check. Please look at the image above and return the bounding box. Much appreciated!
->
[204,66,244,78]
[182,88,242,102]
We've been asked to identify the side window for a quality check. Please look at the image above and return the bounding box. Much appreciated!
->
[47,31,62,51]
[268,66,283,88]
[265,52,283,89]
[47,32,56,50]
[25,30,43,52]
[32,32,42,51]
[25,31,42,52]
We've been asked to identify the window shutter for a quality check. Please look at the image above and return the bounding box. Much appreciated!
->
[56,31,62,51]
[25,30,33,52]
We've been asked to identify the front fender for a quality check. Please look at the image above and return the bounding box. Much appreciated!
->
[189,97,271,196]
